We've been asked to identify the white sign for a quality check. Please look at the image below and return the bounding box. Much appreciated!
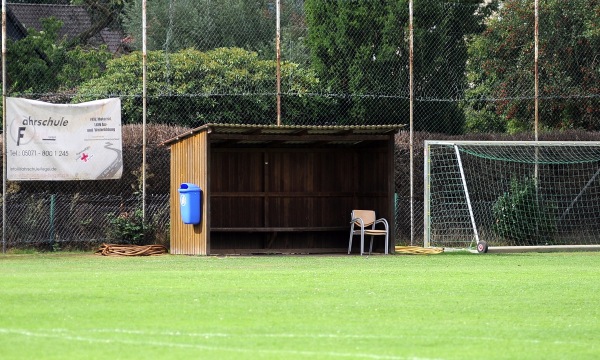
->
[6,97,123,180]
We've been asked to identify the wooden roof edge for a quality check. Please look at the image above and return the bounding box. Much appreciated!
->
[160,123,406,146]
[160,124,212,146]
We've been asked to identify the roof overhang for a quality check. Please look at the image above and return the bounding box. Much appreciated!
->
[161,123,405,148]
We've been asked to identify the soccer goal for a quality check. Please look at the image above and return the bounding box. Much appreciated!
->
[424,140,600,252]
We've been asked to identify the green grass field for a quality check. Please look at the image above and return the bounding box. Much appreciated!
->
[1,252,599,359]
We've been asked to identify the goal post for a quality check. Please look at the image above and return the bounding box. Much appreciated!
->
[424,140,600,252]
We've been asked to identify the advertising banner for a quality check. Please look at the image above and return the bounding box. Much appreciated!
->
[6,97,123,180]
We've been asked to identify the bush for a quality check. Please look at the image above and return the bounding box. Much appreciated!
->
[74,47,335,126]
[492,177,557,246]
[106,209,155,245]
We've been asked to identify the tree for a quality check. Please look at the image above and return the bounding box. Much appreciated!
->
[121,0,275,53]
[8,1,126,49]
[464,0,600,133]
[67,0,126,48]
[121,0,313,68]
[7,18,64,94]
[304,0,493,131]
[74,47,334,125]
[7,17,112,95]
[7,0,70,3]
[264,0,311,66]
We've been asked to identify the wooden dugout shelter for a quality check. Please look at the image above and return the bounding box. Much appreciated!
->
[162,123,403,255]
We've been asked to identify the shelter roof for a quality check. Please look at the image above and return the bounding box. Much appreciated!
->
[162,123,404,148]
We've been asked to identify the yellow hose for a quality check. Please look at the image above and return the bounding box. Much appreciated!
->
[394,246,443,255]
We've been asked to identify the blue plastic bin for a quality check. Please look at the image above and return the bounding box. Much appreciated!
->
[178,183,201,224]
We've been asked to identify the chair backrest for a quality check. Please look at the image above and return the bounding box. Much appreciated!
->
[351,210,376,227]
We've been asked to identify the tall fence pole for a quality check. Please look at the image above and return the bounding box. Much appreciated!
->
[409,0,414,246]
[2,0,6,253]
[533,0,540,230]
[142,0,147,220]
[534,0,539,140]
[276,0,282,126]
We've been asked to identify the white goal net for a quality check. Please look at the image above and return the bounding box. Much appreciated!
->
[424,141,600,250]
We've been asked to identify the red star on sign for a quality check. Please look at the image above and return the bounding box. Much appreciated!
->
[81,153,89,162]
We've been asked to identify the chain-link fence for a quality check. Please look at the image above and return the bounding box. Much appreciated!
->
[2,0,599,250]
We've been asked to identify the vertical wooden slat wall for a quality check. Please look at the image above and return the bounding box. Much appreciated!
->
[169,130,209,255]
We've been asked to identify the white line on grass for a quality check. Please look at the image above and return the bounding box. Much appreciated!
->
[83,328,596,347]
[88,327,397,339]
[0,328,438,360]
[89,328,229,338]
